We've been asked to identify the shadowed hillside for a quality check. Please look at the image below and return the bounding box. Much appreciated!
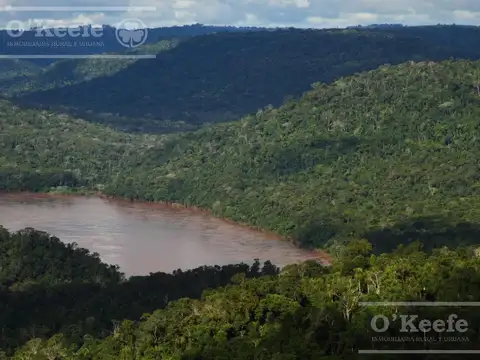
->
[1,40,181,96]
[15,26,480,133]
[0,24,266,66]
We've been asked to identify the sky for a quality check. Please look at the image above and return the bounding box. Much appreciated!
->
[1,0,480,30]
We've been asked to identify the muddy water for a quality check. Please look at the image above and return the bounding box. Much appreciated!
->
[0,193,319,275]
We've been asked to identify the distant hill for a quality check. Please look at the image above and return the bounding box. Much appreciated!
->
[347,23,404,29]
[0,59,41,79]
[0,24,267,65]
[0,24,266,94]
[13,25,480,133]
[2,39,181,95]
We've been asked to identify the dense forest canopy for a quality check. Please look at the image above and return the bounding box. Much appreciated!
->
[1,228,480,359]
[102,59,480,252]
[0,99,156,192]
[0,227,279,355]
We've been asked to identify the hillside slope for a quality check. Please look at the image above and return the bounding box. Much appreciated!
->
[0,59,41,80]
[16,26,480,133]
[0,227,271,353]
[102,59,480,253]
[0,99,157,191]
[2,40,180,96]
[2,229,480,359]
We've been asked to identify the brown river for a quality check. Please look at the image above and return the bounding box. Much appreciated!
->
[0,193,322,276]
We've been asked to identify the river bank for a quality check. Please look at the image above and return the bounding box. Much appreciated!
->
[0,191,332,265]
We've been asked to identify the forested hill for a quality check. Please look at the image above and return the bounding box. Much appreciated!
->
[0,98,156,191]
[15,26,480,133]
[0,226,279,354]
[2,227,480,359]
[0,59,41,80]
[101,59,480,253]
[351,24,480,50]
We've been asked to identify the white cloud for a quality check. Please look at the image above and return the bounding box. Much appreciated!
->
[1,0,480,29]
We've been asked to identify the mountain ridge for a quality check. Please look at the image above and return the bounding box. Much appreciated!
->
[13,26,480,133]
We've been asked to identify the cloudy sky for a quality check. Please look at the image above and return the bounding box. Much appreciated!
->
[1,0,480,29]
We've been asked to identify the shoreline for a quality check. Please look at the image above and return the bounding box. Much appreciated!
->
[0,191,333,265]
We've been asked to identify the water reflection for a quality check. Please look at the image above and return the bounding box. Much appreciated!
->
[0,194,316,275]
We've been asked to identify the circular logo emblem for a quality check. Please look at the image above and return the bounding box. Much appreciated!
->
[115,18,148,48]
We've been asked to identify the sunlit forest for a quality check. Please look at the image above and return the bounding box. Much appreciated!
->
[1,227,480,359]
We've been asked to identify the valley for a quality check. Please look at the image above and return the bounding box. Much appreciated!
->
[2,23,480,359]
